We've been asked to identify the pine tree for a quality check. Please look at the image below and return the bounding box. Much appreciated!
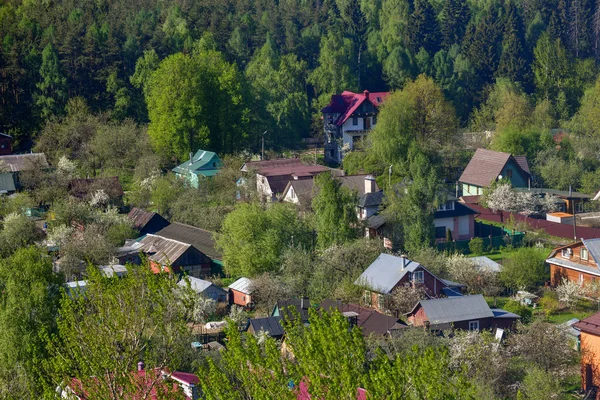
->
[497,1,530,85]
[440,0,471,48]
[408,0,441,55]
[36,43,68,119]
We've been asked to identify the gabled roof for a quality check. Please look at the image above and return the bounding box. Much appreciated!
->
[470,256,502,273]
[156,222,221,260]
[281,174,381,207]
[228,277,253,294]
[433,201,477,218]
[574,311,600,336]
[367,214,387,230]
[321,90,389,126]
[321,299,407,336]
[410,294,494,325]
[358,191,384,208]
[274,298,311,322]
[128,207,170,233]
[248,316,285,338]
[513,155,530,174]
[172,149,221,176]
[459,148,530,187]
[178,276,226,295]
[582,238,600,265]
[136,234,191,265]
[0,153,48,172]
[241,158,329,177]
[355,253,432,294]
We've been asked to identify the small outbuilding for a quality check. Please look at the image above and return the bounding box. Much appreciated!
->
[228,277,253,308]
[178,276,228,302]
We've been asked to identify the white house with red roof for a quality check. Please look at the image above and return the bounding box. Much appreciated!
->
[321,90,389,164]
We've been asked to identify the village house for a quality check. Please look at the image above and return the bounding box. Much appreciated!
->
[405,294,520,331]
[320,299,407,337]
[133,234,212,277]
[155,222,222,267]
[127,207,170,236]
[354,253,465,313]
[240,158,330,201]
[246,316,285,340]
[178,276,228,303]
[321,90,389,164]
[459,148,531,196]
[228,277,254,308]
[172,149,222,188]
[272,298,311,323]
[514,187,592,217]
[574,312,600,396]
[281,174,383,219]
[433,193,477,241]
[546,238,600,286]
[0,152,48,192]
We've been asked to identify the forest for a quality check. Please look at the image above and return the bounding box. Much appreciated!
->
[2,0,600,163]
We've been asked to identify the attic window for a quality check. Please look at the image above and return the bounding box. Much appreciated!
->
[352,116,358,126]
[376,97,382,102]
[582,248,589,261]
[412,270,424,284]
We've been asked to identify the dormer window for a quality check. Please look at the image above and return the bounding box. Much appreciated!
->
[438,201,455,211]
[582,248,589,261]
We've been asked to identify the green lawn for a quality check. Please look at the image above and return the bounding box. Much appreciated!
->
[485,295,598,324]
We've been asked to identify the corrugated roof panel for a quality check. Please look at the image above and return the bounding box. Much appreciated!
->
[229,277,252,294]
[355,254,421,294]
[419,295,493,325]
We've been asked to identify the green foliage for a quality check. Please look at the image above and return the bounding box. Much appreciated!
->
[146,49,250,160]
[500,247,549,291]
[35,43,67,119]
[468,237,484,255]
[0,247,62,397]
[519,367,564,400]
[199,310,476,399]
[312,172,358,249]
[48,264,193,399]
[502,300,533,324]
[0,213,43,257]
[217,202,312,277]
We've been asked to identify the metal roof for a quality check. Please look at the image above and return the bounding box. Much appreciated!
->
[321,299,407,336]
[358,191,384,208]
[574,312,600,336]
[416,295,494,325]
[0,153,48,172]
[100,265,128,278]
[172,149,221,175]
[137,234,191,265]
[470,256,502,273]
[156,222,221,260]
[582,238,600,265]
[177,276,225,295]
[228,277,252,294]
[248,316,284,338]
[546,257,600,277]
[355,253,423,294]
[0,172,15,193]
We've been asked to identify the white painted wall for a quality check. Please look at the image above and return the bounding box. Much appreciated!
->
[458,215,470,235]
[282,186,299,204]
[256,174,272,199]
[434,217,454,232]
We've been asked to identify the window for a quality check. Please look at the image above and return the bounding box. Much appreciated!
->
[352,116,358,126]
[576,202,584,213]
[377,294,385,310]
[582,248,589,261]
[562,248,572,258]
[505,169,513,178]
[412,270,424,284]
[363,290,372,306]
[580,273,584,285]
[438,201,455,211]
[376,96,382,102]
[468,321,480,331]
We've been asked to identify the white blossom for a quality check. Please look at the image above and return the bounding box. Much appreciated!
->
[556,278,582,309]
[57,156,78,178]
[89,189,110,208]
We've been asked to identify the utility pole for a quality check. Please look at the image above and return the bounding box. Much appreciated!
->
[388,165,393,189]
[261,130,267,160]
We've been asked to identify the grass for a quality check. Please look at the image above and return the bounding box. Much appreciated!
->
[485,295,598,324]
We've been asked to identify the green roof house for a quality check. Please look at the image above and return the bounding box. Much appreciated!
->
[172,150,222,188]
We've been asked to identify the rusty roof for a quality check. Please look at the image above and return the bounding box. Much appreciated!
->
[321,299,407,336]
[128,207,166,231]
[459,148,529,187]
[0,153,48,171]
[574,312,600,336]
[137,234,190,265]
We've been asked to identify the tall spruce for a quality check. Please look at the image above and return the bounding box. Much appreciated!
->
[408,0,441,55]
[440,0,471,48]
[339,0,368,88]
[567,0,594,58]
[463,9,503,84]
[497,1,530,86]
[36,43,68,120]
[546,0,569,45]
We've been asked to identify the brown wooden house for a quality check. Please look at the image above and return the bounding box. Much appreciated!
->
[354,253,464,313]
[406,294,520,331]
[547,238,600,286]
[574,312,600,397]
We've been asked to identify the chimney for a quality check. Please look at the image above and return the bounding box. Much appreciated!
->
[363,90,370,100]
[365,175,376,194]
[137,361,145,371]
[400,254,407,269]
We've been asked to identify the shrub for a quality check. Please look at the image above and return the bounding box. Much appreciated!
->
[539,290,560,317]
[502,300,533,324]
[469,237,484,255]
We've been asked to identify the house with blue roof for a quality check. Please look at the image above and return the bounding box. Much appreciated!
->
[172,149,222,188]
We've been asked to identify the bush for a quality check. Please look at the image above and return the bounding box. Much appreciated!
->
[469,237,484,255]
[539,290,560,317]
[502,300,533,324]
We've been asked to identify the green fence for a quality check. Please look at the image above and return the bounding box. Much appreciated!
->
[436,232,524,254]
